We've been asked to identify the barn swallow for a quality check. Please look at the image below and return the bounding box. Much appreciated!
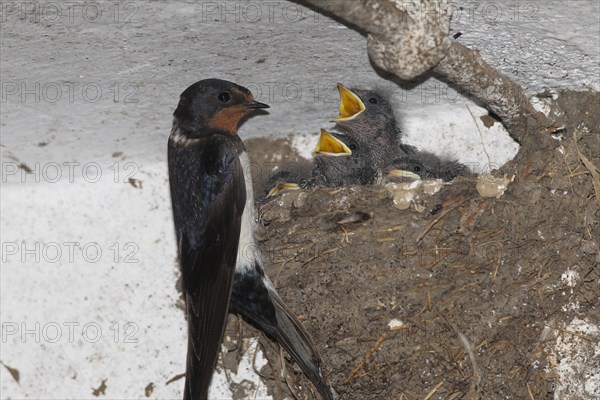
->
[169,79,335,400]
[384,152,470,183]
[266,85,412,195]
[259,157,315,199]
[168,79,267,399]
[334,83,415,156]
[312,129,381,187]
[265,169,306,198]
[335,84,469,183]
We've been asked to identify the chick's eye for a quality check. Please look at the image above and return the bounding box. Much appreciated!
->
[413,165,421,172]
[218,92,231,102]
[349,144,358,151]
[369,98,378,104]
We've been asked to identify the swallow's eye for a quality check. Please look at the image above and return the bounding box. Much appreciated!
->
[369,97,378,104]
[218,92,231,102]
[413,165,421,172]
[349,144,358,151]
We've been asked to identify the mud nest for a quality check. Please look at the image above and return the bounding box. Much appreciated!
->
[221,91,599,400]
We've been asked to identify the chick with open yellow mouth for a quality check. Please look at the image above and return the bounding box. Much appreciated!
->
[263,129,359,197]
[336,83,367,122]
[334,83,417,161]
[263,84,470,197]
[334,84,470,184]
[335,84,405,141]
[266,84,413,194]
[310,128,384,187]
[313,128,353,156]
[311,128,449,187]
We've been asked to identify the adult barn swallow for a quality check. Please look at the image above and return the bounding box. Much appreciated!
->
[169,79,334,400]
[168,79,268,399]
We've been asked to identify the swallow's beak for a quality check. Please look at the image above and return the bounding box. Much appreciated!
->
[267,182,301,198]
[248,100,270,109]
[335,83,365,122]
[314,129,352,156]
[386,169,422,183]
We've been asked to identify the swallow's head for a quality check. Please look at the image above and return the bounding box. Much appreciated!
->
[384,156,431,183]
[335,83,366,122]
[313,129,353,157]
[313,129,378,186]
[384,153,469,183]
[334,83,397,138]
[265,170,303,198]
[174,79,269,136]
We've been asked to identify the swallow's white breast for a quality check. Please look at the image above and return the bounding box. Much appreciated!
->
[235,151,262,273]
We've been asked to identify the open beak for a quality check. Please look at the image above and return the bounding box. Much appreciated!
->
[248,100,270,109]
[386,169,422,183]
[335,83,365,122]
[267,182,301,198]
[314,129,352,156]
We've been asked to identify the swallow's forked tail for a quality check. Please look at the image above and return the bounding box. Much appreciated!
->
[231,267,337,400]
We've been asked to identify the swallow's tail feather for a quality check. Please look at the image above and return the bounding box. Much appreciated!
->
[184,268,234,400]
[267,286,337,400]
[231,266,337,400]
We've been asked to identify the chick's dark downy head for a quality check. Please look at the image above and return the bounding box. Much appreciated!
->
[173,78,269,136]
[313,129,379,187]
[334,83,399,143]
[385,152,470,183]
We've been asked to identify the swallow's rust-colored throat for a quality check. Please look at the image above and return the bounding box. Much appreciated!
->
[207,93,269,134]
[207,105,249,134]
